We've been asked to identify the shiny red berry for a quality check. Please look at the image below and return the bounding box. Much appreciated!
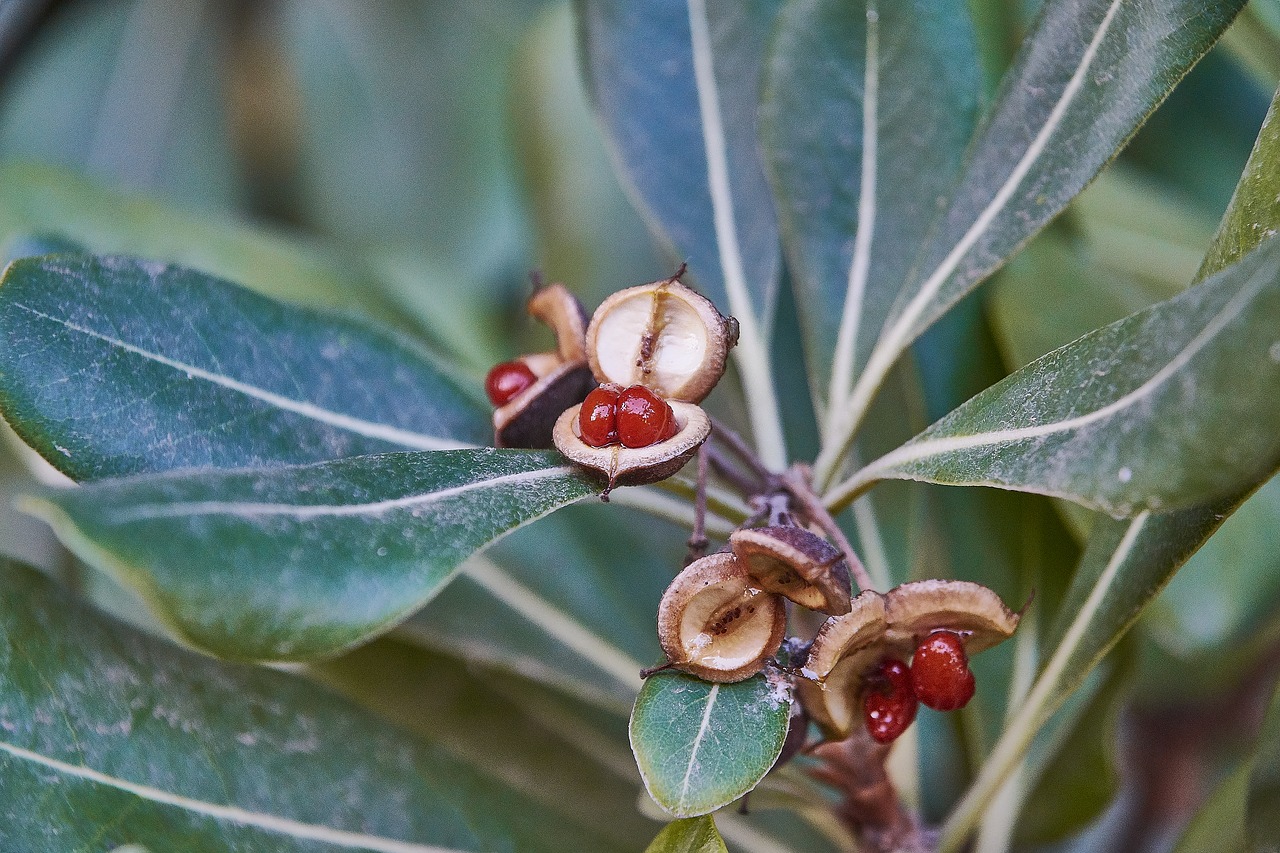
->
[863,658,917,744]
[616,385,678,448]
[578,385,620,447]
[910,630,976,711]
[485,360,537,407]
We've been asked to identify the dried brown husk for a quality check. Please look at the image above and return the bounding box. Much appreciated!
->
[730,525,852,615]
[796,590,888,739]
[656,552,787,683]
[552,400,710,490]
[883,579,1020,654]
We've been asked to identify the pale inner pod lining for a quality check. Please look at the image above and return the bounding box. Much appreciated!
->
[679,582,774,668]
[594,292,709,395]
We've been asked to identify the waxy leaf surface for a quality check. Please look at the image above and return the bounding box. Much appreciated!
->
[644,816,728,853]
[25,449,594,661]
[0,562,629,852]
[760,0,979,414]
[852,235,1280,517]
[630,671,790,818]
[0,254,489,480]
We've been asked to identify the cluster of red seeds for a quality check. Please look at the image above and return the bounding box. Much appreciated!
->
[578,383,678,448]
[485,360,538,406]
[863,630,976,744]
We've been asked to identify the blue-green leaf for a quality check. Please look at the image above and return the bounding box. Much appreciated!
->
[23,449,594,661]
[0,254,489,480]
[630,671,791,818]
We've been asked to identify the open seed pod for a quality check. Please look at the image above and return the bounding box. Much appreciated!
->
[494,284,594,448]
[585,275,735,404]
[656,552,787,683]
[553,401,710,489]
[729,526,852,615]
[554,271,734,489]
[795,590,889,739]
[883,579,1020,655]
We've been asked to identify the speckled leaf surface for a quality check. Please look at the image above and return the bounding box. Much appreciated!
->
[23,449,594,661]
[0,254,489,481]
[760,0,979,414]
[630,671,790,818]
[851,235,1280,517]
[878,0,1244,355]
[0,562,629,852]
[644,816,728,853]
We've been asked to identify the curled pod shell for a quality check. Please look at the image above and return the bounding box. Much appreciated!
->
[656,552,787,683]
[795,590,889,740]
[586,275,735,403]
[553,400,710,491]
[884,579,1019,655]
[729,526,852,615]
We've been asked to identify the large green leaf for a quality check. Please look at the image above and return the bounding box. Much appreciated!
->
[813,0,1245,488]
[836,234,1280,517]
[576,0,788,467]
[23,449,594,661]
[0,561,629,852]
[0,254,489,480]
[760,0,979,420]
[630,671,791,818]
[644,816,728,853]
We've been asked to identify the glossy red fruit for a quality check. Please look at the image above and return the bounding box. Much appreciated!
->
[617,385,678,448]
[910,630,976,711]
[863,658,917,744]
[485,360,537,407]
[578,385,620,447]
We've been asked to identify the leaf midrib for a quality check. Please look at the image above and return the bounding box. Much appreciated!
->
[0,738,465,853]
[12,301,474,453]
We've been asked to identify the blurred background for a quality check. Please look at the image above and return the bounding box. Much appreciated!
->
[2,1,1280,850]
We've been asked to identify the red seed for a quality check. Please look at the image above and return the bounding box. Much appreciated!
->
[863,658,918,744]
[616,385,677,448]
[578,385,620,447]
[485,360,537,407]
[910,631,976,712]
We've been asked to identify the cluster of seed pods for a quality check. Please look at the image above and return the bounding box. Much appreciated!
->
[482,268,736,493]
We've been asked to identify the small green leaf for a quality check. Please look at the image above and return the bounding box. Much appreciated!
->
[0,254,490,480]
[645,816,728,853]
[630,671,791,818]
[842,235,1280,517]
[0,561,629,851]
[24,449,595,661]
[760,0,979,416]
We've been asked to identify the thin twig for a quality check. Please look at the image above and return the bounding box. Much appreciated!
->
[782,465,876,593]
[686,446,710,565]
[709,415,774,483]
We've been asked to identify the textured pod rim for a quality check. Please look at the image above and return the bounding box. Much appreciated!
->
[585,277,733,403]
[884,579,1020,654]
[795,590,888,739]
[656,552,787,683]
[552,400,709,489]
[493,361,595,449]
[527,282,589,365]
[729,526,852,615]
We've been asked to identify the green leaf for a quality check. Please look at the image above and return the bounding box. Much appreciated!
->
[630,671,791,818]
[0,254,489,480]
[1173,763,1250,853]
[839,234,1280,517]
[311,638,659,851]
[576,0,789,468]
[0,162,414,328]
[23,449,594,661]
[0,561,630,852]
[760,0,979,417]
[644,816,728,853]
[1201,83,1280,278]
[813,0,1245,488]
[1248,678,1280,848]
